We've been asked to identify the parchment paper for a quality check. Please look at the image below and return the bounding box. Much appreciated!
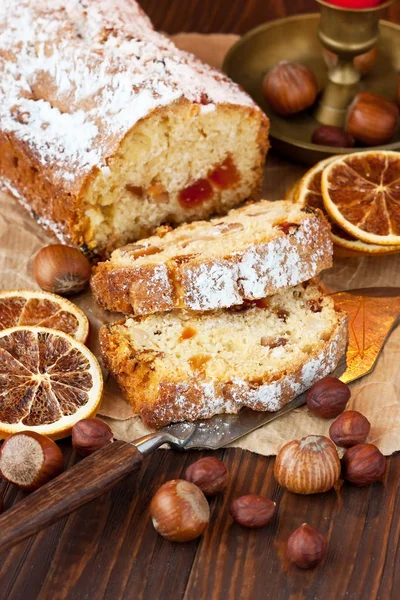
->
[1,34,399,455]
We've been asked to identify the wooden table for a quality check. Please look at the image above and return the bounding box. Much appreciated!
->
[1,2,400,599]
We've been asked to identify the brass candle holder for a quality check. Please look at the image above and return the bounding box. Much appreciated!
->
[223,8,400,164]
[315,0,395,127]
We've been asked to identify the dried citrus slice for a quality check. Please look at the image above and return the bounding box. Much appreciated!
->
[0,290,89,343]
[322,151,400,246]
[0,326,103,439]
[295,156,400,255]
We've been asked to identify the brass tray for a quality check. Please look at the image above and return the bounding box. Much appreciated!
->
[223,14,400,165]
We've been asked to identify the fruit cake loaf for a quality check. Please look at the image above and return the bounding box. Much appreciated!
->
[91,200,333,315]
[0,0,269,256]
[100,282,348,428]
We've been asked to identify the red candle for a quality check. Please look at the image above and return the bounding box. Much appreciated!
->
[325,0,382,7]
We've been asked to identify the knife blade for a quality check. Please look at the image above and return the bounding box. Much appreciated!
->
[0,286,399,553]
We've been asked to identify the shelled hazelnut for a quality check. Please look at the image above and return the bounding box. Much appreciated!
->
[346,92,399,146]
[397,73,400,106]
[306,377,351,419]
[230,495,276,528]
[0,431,64,491]
[34,244,91,295]
[311,125,354,148]
[287,524,327,569]
[342,443,386,486]
[329,411,371,448]
[354,47,378,76]
[262,62,318,116]
[150,479,210,542]
[323,47,377,76]
[274,435,340,494]
[72,418,114,457]
[184,457,228,497]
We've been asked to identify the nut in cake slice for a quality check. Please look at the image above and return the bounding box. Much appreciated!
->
[91,200,333,315]
[100,282,347,428]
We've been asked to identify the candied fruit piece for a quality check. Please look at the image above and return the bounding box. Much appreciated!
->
[208,156,240,190]
[180,326,197,341]
[179,179,213,208]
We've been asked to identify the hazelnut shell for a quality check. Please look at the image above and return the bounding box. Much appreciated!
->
[150,479,210,542]
[0,431,64,491]
[262,61,318,116]
[274,435,340,494]
[346,92,399,146]
[306,377,351,419]
[34,244,91,296]
[184,457,228,497]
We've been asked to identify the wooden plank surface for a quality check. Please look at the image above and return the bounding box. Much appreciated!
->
[1,2,400,599]
[1,444,400,600]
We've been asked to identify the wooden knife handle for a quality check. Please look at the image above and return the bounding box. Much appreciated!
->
[0,440,143,554]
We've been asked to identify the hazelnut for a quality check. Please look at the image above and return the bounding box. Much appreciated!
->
[329,410,371,448]
[230,495,276,528]
[323,47,377,76]
[397,72,400,106]
[184,457,228,497]
[346,92,399,146]
[342,443,386,486]
[306,376,351,419]
[0,431,64,491]
[287,523,327,569]
[262,62,318,116]
[72,418,114,457]
[150,479,210,542]
[354,47,378,76]
[274,435,340,494]
[34,244,91,295]
[311,125,354,148]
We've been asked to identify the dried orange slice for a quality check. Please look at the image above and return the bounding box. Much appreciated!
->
[0,326,103,439]
[283,180,300,202]
[295,156,400,255]
[0,290,89,343]
[322,151,400,246]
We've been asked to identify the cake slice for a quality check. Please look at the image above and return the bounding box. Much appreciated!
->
[100,282,348,428]
[91,200,333,315]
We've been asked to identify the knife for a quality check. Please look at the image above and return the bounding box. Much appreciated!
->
[0,286,399,553]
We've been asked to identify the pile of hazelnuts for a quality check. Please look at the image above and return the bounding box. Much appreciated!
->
[262,48,400,148]
[149,375,385,572]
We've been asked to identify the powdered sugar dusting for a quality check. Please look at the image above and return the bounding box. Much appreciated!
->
[184,262,242,310]
[238,218,330,298]
[0,0,257,190]
[182,216,332,311]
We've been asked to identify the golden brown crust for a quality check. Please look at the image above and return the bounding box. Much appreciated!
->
[0,131,84,247]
